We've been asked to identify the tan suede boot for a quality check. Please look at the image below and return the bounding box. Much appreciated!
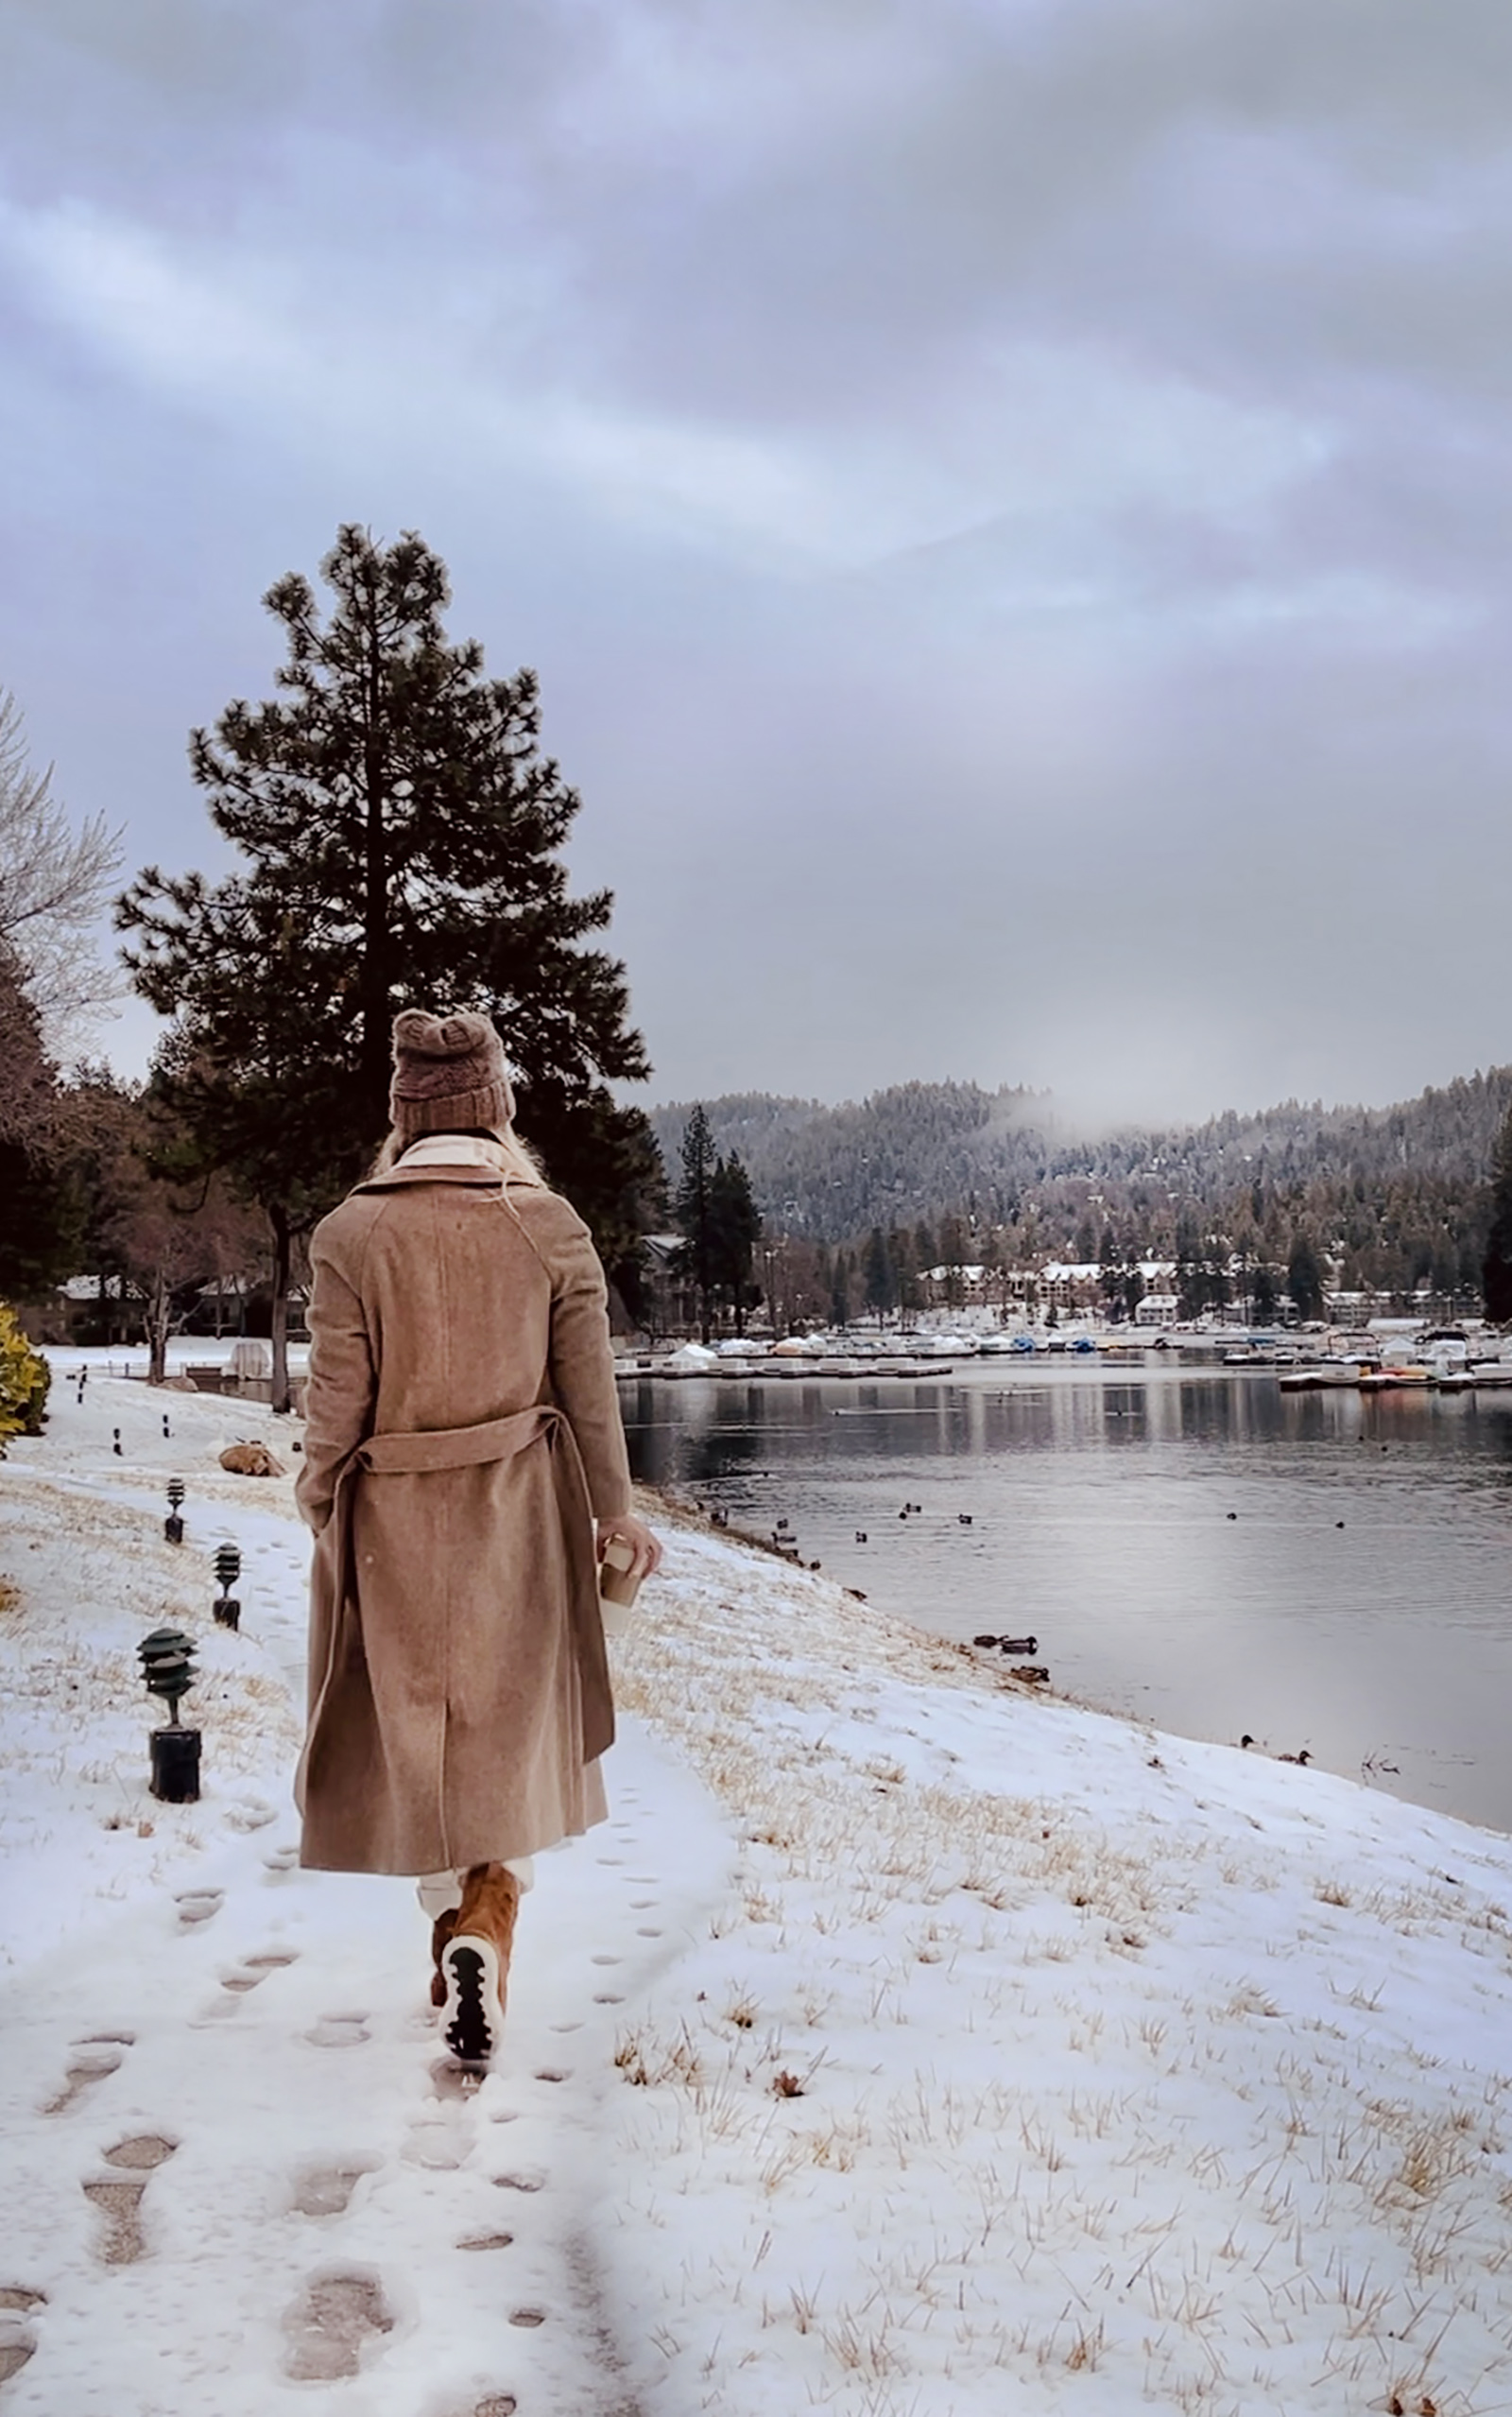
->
[438,1863,521,2063]
[429,1905,459,2010]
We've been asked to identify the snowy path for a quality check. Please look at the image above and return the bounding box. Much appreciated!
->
[0,1373,736,2415]
[0,1718,730,2416]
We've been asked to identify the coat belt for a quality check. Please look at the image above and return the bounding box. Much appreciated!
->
[353,1405,560,1476]
[296,1396,613,1829]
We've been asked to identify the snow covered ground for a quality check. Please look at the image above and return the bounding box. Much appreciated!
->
[3,1360,1512,2414]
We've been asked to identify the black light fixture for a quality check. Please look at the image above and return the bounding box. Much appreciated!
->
[213,1544,242,1631]
[137,1627,201,1802]
[164,1478,186,1545]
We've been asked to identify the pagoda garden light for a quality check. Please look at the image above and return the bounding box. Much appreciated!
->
[213,1544,242,1631]
[162,1414,171,1440]
[137,1627,201,1803]
[164,1478,186,1545]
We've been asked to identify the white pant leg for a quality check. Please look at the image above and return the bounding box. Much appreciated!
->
[416,1858,535,1919]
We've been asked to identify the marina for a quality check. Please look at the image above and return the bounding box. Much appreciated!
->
[618,1321,1512,1392]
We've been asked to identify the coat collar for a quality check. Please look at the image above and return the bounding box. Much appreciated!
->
[354,1163,505,1194]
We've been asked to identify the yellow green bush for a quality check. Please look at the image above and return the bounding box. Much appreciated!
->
[0,1305,49,1455]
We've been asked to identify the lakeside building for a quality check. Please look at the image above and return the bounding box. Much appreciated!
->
[1134,1290,1182,1325]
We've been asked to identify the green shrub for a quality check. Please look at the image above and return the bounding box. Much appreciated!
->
[0,1304,49,1454]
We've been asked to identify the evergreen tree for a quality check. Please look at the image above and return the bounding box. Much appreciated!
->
[0,950,75,1298]
[1286,1234,1326,1322]
[709,1151,762,1334]
[674,1104,717,1342]
[1098,1234,1128,1321]
[1484,1105,1512,1322]
[862,1225,894,1327]
[889,1224,920,1321]
[830,1246,854,1329]
[936,1211,968,1309]
[119,526,662,1397]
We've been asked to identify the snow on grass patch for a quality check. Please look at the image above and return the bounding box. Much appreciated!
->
[600,1515,1512,2415]
[6,1377,1512,2413]
[0,1378,307,1973]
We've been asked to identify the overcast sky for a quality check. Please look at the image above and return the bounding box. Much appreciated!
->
[3,0,1510,1128]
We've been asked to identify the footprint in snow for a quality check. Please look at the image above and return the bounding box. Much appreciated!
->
[304,2012,370,2050]
[281,2270,394,2382]
[223,1798,276,1834]
[43,2034,133,2117]
[492,2169,547,2193]
[221,1948,298,1993]
[0,2290,44,2386]
[473,2396,518,2414]
[263,1845,300,1879]
[403,2112,470,2170]
[456,2232,514,2253]
[175,1889,223,1927]
[82,2136,176,2265]
[290,2161,378,2218]
[429,2058,485,2102]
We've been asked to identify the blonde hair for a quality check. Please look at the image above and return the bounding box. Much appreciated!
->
[367,1123,549,1189]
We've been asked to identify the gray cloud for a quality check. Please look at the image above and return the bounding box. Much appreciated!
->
[1,0,1509,1126]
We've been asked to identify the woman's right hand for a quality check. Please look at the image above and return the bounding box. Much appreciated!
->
[596,1511,662,1582]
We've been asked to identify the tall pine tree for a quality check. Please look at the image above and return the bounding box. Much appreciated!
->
[1484,1104,1512,1322]
[674,1104,717,1343]
[862,1225,894,1327]
[709,1150,762,1335]
[119,526,662,1399]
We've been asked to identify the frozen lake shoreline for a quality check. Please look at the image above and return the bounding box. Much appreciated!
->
[623,1358,1512,1834]
[3,1368,1512,2412]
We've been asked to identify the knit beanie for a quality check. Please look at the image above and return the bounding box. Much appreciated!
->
[389,1009,516,1141]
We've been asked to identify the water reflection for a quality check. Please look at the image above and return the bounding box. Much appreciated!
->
[624,1365,1512,1836]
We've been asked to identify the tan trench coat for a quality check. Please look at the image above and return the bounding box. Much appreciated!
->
[293,1162,632,1875]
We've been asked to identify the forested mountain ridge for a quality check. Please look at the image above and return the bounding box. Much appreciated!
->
[648,1068,1512,1300]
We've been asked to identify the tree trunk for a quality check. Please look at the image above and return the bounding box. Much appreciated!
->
[269,1201,292,1414]
[146,1268,171,1384]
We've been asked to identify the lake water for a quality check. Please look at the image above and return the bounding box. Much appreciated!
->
[622,1363,1512,1837]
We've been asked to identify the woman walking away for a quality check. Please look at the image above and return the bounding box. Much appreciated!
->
[294,1008,661,2063]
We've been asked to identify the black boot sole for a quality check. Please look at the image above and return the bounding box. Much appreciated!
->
[440,1936,504,2063]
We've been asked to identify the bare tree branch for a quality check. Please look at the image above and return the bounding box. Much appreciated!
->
[0,688,125,1044]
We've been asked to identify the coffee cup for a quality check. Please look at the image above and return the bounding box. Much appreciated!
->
[599,1535,641,1636]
